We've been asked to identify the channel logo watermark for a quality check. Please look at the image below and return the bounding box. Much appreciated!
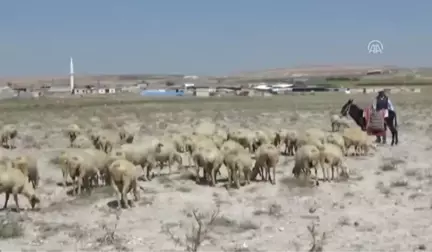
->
[368,40,384,54]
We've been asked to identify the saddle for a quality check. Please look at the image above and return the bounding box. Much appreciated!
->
[364,107,386,133]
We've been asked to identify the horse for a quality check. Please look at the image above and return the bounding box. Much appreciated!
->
[340,98,399,145]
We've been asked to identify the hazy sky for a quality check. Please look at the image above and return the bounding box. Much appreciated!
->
[1,0,431,76]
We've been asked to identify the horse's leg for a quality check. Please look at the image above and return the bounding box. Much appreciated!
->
[388,117,398,146]
[382,120,388,144]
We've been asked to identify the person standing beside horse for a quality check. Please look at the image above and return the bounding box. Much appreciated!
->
[370,90,396,144]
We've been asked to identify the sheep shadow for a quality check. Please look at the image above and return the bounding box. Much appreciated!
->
[56,181,74,187]
[65,186,113,206]
[1,144,15,149]
[106,199,135,209]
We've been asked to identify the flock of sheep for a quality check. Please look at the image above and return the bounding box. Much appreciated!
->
[0,113,378,211]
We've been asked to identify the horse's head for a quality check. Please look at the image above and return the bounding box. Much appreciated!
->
[340,99,354,116]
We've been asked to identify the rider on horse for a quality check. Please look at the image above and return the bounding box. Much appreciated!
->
[371,90,395,143]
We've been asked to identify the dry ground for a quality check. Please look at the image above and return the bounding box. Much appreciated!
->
[0,93,431,252]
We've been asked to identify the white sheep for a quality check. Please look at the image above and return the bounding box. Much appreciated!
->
[342,127,371,156]
[227,129,256,153]
[296,129,325,150]
[82,148,112,186]
[11,154,39,189]
[331,114,351,132]
[62,151,101,195]
[1,124,18,149]
[108,159,140,209]
[292,144,322,186]
[282,129,298,155]
[115,142,163,181]
[192,146,223,186]
[223,151,253,188]
[326,132,346,155]
[0,165,40,211]
[251,144,280,184]
[152,141,183,176]
[118,128,134,144]
[65,124,81,146]
[319,143,349,181]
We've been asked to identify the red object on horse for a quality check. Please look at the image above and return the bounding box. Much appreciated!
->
[364,106,386,136]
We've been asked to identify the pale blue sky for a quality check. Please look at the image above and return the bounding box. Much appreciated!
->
[1,0,431,76]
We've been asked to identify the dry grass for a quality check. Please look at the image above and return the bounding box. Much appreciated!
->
[0,92,431,251]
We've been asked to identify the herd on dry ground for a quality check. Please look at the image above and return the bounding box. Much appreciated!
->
[0,113,379,211]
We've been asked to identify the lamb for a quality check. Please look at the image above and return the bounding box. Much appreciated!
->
[0,165,40,211]
[65,124,81,146]
[319,143,349,181]
[223,151,253,189]
[253,130,273,150]
[61,151,101,195]
[1,124,18,149]
[11,155,39,189]
[251,144,280,184]
[326,132,346,155]
[108,159,140,209]
[192,146,223,186]
[292,144,322,186]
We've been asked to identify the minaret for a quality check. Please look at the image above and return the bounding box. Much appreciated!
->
[69,57,74,93]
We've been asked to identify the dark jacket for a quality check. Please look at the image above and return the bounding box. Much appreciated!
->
[375,96,388,111]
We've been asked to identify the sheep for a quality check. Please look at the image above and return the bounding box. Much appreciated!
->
[0,165,40,211]
[282,130,298,155]
[223,151,253,189]
[65,124,81,146]
[171,134,188,153]
[115,142,163,181]
[220,140,248,155]
[192,146,223,186]
[61,151,101,195]
[1,124,18,149]
[319,143,349,181]
[82,148,112,186]
[152,141,183,176]
[251,144,280,184]
[296,129,326,150]
[292,144,322,186]
[342,127,370,156]
[11,155,39,189]
[88,129,118,152]
[118,128,134,144]
[253,130,273,150]
[108,159,140,209]
[54,148,84,188]
[71,135,94,149]
[326,132,346,155]
[185,134,217,167]
[227,129,256,153]
[330,114,350,132]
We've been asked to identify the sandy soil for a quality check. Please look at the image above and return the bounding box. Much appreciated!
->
[0,93,430,252]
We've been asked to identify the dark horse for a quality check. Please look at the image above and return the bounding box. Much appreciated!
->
[340,99,399,145]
